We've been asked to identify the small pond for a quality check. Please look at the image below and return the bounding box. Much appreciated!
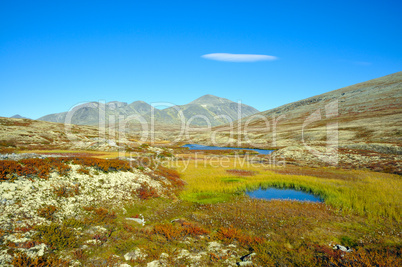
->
[247,188,322,202]
[183,144,273,155]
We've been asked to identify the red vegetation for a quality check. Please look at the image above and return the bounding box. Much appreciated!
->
[53,184,79,198]
[14,225,34,233]
[153,223,185,240]
[181,221,210,236]
[83,207,117,224]
[153,222,210,240]
[135,183,159,200]
[76,166,90,175]
[0,158,71,181]
[216,226,265,247]
[0,157,132,181]
[155,166,185,187]
[71,157,131,172]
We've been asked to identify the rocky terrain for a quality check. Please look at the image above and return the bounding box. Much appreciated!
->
[0,117,156,153]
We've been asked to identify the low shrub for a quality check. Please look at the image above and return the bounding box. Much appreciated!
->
[71,157,131,172]
[153,223,184,241]
[83,207,117,224]
[37,205,59,220]
[11,252,70,267]
[181,221,210,236]
[155,166,185,188]
[33,223,78,250]
[53,184,79,198]
[135,184,159,200]
[215,226,265,247]
[77,166,90,175]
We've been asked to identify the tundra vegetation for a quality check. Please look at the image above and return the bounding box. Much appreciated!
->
[0,146,400,267]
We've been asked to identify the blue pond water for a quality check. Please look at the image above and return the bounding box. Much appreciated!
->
[183,144,273,155]
[247,188,322,202]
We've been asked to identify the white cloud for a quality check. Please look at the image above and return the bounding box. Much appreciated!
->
[201,53,278,62]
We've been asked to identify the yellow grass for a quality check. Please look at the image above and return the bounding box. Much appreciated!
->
[177,156,402,221]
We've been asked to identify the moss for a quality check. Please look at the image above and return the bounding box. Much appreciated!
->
[180,192,234,204]
[339,235,358,247]
[113,238,138,254]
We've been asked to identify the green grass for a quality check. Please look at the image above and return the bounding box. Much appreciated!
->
[177,157,402,221]
[220,177,246,183]
[180,191,235,204]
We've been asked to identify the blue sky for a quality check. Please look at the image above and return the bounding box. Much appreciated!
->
[1,0,401,119]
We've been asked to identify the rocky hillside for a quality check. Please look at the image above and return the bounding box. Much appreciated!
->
[208,72,402,147]
[0,117,130,152]
[38,95,259,127]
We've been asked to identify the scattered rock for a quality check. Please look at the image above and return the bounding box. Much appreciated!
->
[177,249,190,259]
[147,260,163,267]
[207,241,222,252]
[124,248,147,261]
[126,214,145,226]
[237,251,257,266]
[160,253,169,259]
[237,261,254,266]
[333,244,353,252]
[25,243,47,258]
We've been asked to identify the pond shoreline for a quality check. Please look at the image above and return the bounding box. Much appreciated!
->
[182,144,274,155]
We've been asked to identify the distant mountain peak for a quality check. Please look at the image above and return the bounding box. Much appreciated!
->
[129,100,149,105]
[189,94,232,105]
[10,114,30,119]
[106,101,127,109]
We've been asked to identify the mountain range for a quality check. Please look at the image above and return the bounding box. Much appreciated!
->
[37,95,259,127]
